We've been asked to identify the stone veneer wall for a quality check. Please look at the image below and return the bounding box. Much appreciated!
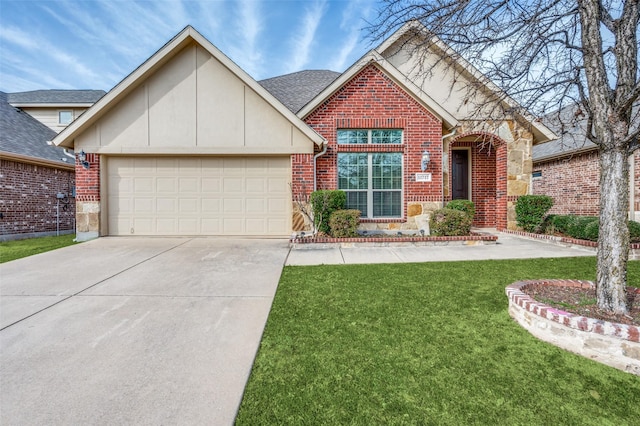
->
[0,158,75,239]
[75,153,101,241]
[506,279,640,376]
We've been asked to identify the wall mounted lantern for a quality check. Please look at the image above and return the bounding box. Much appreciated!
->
[421,150,430,171]
[78,150,90,169]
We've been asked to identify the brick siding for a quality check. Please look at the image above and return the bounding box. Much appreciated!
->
[533,151,602,216]
[300,64,443,222]
[75,152,101,202]
[0,159,75,237]
[533,150,640,216]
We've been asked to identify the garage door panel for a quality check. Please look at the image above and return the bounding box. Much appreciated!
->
[108,156,291,236]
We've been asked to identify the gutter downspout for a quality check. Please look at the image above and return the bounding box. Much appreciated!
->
[313,141,328,192]
[63,149,75,160]
[441,126,458,203]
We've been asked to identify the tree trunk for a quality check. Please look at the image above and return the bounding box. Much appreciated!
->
[597,147,630,315]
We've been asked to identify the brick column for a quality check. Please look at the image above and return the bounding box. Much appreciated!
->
[75,153,100,241]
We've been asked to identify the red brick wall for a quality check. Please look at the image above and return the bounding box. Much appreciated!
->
[299,64,443,221]
[0,159,75,237]
[450,141,498,227]
[533,151,600,216]
[75,153,100,202]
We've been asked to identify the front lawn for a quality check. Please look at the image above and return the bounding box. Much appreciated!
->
[237,257,640,425]
[0,234,78,263]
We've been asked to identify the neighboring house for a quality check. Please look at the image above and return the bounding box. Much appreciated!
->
[532,105,640,221]
[0,91,76,240]
[7,90,105,133]
[53,24,555,241]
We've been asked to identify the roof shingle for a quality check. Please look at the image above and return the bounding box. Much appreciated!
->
[0,91,73,165]
[7,89,106,105]
[259,70,340,114]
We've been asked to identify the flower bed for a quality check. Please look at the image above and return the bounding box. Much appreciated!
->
[506,279,640,376]
[290,232,497,248]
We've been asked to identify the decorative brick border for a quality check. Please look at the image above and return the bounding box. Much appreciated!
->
[506,279,640,376]
[499,229,640,259]
[290,233,497,248]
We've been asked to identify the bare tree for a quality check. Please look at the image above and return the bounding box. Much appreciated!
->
[369,0,639,314]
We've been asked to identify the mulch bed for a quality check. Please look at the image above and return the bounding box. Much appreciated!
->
[523,284,639,326]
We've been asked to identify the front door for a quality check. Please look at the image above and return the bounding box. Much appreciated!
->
[452,150,469,200]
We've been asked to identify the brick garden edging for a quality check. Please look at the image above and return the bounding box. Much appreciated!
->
[499,229,640,260]
[290,233,497,249]
[506,279,640,376]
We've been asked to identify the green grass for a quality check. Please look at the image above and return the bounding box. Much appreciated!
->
[237,258,640,425]
[0,234,78,263]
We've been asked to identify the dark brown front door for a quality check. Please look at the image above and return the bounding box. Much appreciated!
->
[452,150,469,200]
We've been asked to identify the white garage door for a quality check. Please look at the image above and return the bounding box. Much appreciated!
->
[107,157,291,236]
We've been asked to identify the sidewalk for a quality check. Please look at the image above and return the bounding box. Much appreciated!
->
[285,232,596,265]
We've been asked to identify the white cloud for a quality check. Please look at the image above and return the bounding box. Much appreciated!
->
[288,0,327,72]
[228,0,264,78]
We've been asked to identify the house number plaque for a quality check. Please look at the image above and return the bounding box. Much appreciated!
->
[415,173,432,182]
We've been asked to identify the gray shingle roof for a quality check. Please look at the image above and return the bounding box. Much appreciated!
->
[259,70,341,114]
[7,89,106,105]
[0,91,73,166]
[533,104,596,162]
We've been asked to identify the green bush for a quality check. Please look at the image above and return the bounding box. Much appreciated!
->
[564,218,640,243]
[548,214,575,234]
[515,195,554,233]
[329,210,360,238]
[310,190,346,234]
[430,208,473,236]
[445,200,475,220]
[566,216,599,240]
[630,220,640,243]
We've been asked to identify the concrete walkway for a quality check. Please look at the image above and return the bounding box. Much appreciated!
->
[285,232,596,265]
[0,237,290,426]
[1,233,594,425]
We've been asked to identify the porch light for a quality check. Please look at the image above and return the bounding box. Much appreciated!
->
[421,150,430,171]
[78,150,90,169]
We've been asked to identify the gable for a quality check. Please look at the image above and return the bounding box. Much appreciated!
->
[376,22,556,143]
[306,63,442,127]
[55,26,323,154]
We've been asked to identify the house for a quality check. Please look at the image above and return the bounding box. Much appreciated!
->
[533,105,640,220]
[0,92,76,240]
[53,24,555,241]
[7,90,105,133]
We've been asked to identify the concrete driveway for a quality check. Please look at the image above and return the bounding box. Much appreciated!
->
[0,237,290,425]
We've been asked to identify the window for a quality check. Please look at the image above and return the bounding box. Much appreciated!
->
[532,170,542,179]
[58,110,73,125]
[338,152,402,218]
[337,129,402,145]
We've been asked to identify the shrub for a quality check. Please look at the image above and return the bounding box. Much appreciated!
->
[630,220,640,243]
[568,218,640,243]
[566,216,599,240]
[310,190,346,234]
[515,195,554,233]
[429,208,473,236]
[329,210,360,238]
[445,200,475,220]
[549,214,575,235]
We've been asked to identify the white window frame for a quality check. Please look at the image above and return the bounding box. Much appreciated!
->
[337,129,403,145]
[58,110,73,125]
[338,152,404,219]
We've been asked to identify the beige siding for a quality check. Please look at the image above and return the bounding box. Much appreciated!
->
[76,43,315,154]
[20,107,88,132]
[107,156,292,236]
[382,38,503,120]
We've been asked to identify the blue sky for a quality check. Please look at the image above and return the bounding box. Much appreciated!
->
[0,0,378,93]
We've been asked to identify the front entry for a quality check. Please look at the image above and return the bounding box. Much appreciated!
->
[451,149,469,200]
